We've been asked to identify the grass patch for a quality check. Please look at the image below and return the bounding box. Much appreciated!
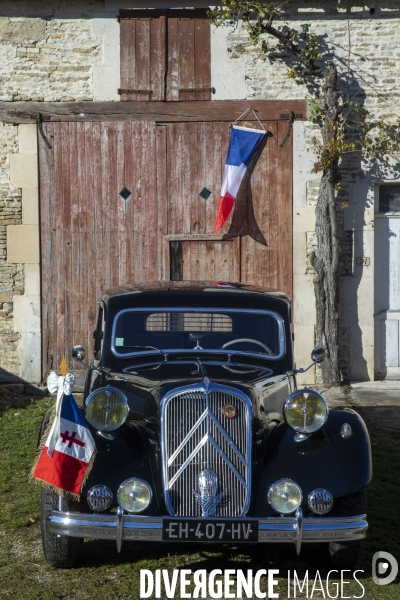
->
[0,395,399,599]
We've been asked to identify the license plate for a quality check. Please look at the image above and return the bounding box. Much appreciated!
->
[162,519,258,542]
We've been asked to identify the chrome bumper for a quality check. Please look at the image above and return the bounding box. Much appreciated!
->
[47,508,367,555]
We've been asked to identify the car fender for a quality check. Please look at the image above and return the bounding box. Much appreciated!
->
[253,408,372,516]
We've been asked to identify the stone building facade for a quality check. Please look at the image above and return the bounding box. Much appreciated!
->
[1,0,400,387]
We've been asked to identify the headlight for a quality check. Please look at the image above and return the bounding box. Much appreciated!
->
[117,478,152,513]
[268,478,302,515]
[85,387,129,431]
[284,388,328,435]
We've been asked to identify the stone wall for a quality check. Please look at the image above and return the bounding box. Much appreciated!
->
[0,122,23,382]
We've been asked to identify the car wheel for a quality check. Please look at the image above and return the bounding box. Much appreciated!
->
[325,487,367,569]
[41,489,84,568]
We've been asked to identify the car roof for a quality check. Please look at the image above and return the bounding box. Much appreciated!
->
[101,281,290,303]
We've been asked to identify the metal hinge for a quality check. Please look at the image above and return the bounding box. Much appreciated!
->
[118,89,153,95]
[279,112,303,119]
[179,87,215,93]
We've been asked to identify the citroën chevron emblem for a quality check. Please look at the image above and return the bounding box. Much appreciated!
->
[193,469,224,516]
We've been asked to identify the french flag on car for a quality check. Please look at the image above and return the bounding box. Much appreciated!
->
[32,371,96,499]
[213,125,266,233]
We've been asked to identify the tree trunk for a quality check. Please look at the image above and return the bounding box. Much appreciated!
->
[314,64,341,384]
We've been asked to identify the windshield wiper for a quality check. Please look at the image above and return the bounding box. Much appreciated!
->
[120,345,168,358]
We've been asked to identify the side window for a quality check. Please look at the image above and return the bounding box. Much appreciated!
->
[93,306,104,361]
[119,9,211,102]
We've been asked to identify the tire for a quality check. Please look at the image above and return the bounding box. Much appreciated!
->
[325,487,367,569]
[41,489,84,568]
[38,409,83,568]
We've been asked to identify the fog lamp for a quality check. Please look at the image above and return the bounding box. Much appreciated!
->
[268,478,302,515]
[87,485,113,512]
[85,387,129,432]
[117,478,152,513]
[308,488,333,515]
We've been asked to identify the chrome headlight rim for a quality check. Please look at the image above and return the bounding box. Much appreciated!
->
[117,477,153,514]
[267,478,303,515]
[85,386,129,432]
[284,388,328,435]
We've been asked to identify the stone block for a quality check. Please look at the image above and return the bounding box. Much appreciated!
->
[18,124,37,155]
[92,65,120,102]
[22,187,39,225]
[25,264,40,296]
[293,207,316,232]
[9,154,38,188]
[13,294,40,334]
[293,231,306,276]
[18,331,41,384]
[293,277,317,326]
[7,224,39,264]
[293,325,316,385]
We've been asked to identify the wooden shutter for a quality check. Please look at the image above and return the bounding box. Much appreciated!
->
[166,11,211,101]
[120,11,166,101]
[119,9,211,102]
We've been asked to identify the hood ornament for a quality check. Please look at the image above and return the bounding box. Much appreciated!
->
[193,469,224,516]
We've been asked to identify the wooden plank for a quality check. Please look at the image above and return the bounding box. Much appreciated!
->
[123,121,134,282]
[116,122,127,285]
[135,19,152,102]
[69,122,81,370]
[120,18,136,101]
[165,234,236,241]
[83,121,96,358]
[277,118,293,297]
[151,15,166,101]
[155,125,168,280]
[92,122,104,307]
[120,9,209,19]
[194,19,211,101]
[178,18,195,102]
[166,17,179,101]
[1,100,307,123]
[39,123,54,379]
[180,239,240,281]
[59,123,70,366]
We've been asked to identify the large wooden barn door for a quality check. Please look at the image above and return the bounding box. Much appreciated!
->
[39,114,293,379]
[165,120,292,294]
[39,121,167,376]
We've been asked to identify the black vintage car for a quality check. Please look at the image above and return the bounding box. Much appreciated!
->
[40,281,371,568]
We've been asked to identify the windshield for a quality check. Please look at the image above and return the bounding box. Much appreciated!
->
[111,308,284,359]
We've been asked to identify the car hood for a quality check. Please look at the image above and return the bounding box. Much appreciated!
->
[97,357,293,423]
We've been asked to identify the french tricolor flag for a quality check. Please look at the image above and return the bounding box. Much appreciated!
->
[213,125,266,233]
[32,373,96,499]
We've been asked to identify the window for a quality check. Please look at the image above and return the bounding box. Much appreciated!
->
[379,183,400,212]
[112,308,284,358]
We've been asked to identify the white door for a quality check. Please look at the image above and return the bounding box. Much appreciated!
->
[375,215,400,378]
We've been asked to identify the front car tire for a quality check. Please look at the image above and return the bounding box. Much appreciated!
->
[325,487,367,569]
[41,489,83,568]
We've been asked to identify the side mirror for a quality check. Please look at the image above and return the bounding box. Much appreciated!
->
[311,346,325,364]
[72,345,86,362]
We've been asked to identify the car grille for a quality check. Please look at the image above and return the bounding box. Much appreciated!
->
[161,380,252,517]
